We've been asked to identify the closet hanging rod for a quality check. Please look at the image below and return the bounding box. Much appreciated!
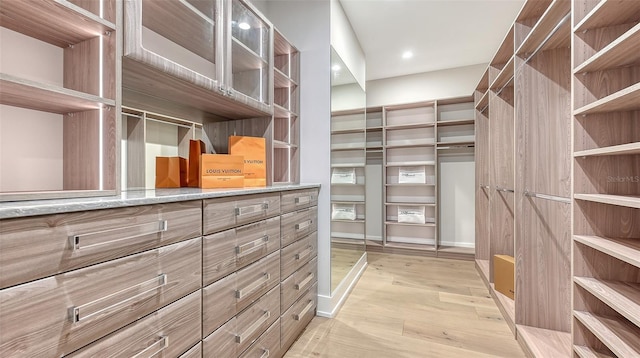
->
[524,191,571,204]
[522,12,571,65]
[495,186,514,193]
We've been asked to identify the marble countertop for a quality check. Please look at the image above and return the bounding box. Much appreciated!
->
[0,184,321,219]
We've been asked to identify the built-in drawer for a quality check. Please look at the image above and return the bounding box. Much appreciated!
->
[281,283,318,352]
[203,285,280,357]
[203,251,280,336]
[67,290,201,357]
[0,201,202,289]
[281,231,317,279]
[203,193,280,235]
[203,216,280,284]
[281,256,317,313]
[0,238,202,357]
[180,342,202,358]
[281,189,318,213]
[239,318,281,358]
[280,206,318,248]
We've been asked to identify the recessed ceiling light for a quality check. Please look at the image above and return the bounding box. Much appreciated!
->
[332,64,341,72]
[239,22,251,30]
[402,51,413,59]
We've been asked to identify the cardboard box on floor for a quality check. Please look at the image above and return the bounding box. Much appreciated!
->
[494,254,515,300]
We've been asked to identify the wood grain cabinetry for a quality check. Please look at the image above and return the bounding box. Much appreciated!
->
[572,1,640,356]
[0,200,202,289]
[0,0,119,201]
[0,237,202,357]
[203,193,281,234]
[0,186,319,357]
[123,0,272,119]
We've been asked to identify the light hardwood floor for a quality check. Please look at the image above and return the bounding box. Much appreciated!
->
[284,252,525,357]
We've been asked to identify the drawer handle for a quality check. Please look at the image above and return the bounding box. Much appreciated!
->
[70,274,167,323]
[132,336,169,358]
[236,273,271,299]
[294,300,314,321]
[295,220,312,231]
[260,349,270,358]
[236,235,269,257]
[295,196,312,205]
[294,272,314,291]
[295,246,313,261]
[69,220,168,251]
[235,203,269,217]
[236,310,271,344]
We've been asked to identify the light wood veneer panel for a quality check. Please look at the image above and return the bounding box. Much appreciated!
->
[516,325,572,358]
[515,198,571,331]
[203,216,280,285]
[574,345,614,358]
[574,0,640,32]
[0,74,114,114]
[203,285,280,357]
[574,235,640,268]
[575,23,640,74]
[179,342,203,358]
[281,256,317,313]
[203,193,280,235]
[281,283,317,352]
[202,251,280,336]
[489,190,515,282]
[0,0,115,48]
[574,311,640,357]
[281,207,317,248]
[0,238,202,357]
[574,277,640,327]
[0,200,201,289]
[516,0,570,56]
[281,232,318,279]
[239,317,281,358]
[67,290,201,357]
[574,111,640,152]
[63,109,100,190]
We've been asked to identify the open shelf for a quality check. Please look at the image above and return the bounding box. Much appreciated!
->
[574,277,640,327]
[574,345,614,358]
[490,56,515,90]
[436,140,475,147]
[274,68,297,88]
[516,325,572,358]
[574,311,640,357]
[385,161,435,167]
[490,283,515,332]
[385,142,435,149]
[0,0,115,48]
[385,183,435,187]
[232,37,268,72]
[574,82,640,116]
[331,163,365,168]
[331,145,366,151]
[384,221,436,227]
[272,140,297,149]
[476,259,490,283]
[331,128,365,134]
[574,194,640,209]
[574,23,640,74]
[384,122,435,130]
[274,104,296,117]
[436,118,475,127]
[475,91,489,111]
[383,242,436,252]
[516,0,571,56]
[574,142,640,157]
[385,202,436,206]
[331,200,365,204]
[574,235,640,269]
[0,73,114,114]
[331,219,365,223]
[574,0,640,32]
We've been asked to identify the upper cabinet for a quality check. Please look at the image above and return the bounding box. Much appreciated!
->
[122,0,273,119]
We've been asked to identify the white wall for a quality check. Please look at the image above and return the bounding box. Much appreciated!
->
[331,83,365,112]
[366,63,486,107]
[331,0,366,90]
[255,0,333,299]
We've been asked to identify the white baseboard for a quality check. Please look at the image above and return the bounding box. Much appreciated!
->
[317,252,368,318]
[439,241,475,248]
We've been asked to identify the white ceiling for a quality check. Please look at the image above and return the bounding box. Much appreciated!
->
[339,0,525,81]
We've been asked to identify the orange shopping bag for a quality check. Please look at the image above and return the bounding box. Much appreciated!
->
[188,139,206,187]
[200,154,244,188]
[155,157,187,188]
[229,136,267,187]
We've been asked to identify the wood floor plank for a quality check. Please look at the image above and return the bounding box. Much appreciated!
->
[284,252,524,357]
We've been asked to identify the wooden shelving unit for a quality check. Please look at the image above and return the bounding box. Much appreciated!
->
[572,1,640,356]
[0,0,118,202]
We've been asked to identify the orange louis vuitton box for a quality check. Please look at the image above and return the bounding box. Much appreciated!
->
[229,136,267,187]
[200,154,244,188]
[155,157,188,188]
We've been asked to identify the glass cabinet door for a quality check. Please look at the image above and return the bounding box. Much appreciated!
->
[227,0,272,110]
[125,0,223,90]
